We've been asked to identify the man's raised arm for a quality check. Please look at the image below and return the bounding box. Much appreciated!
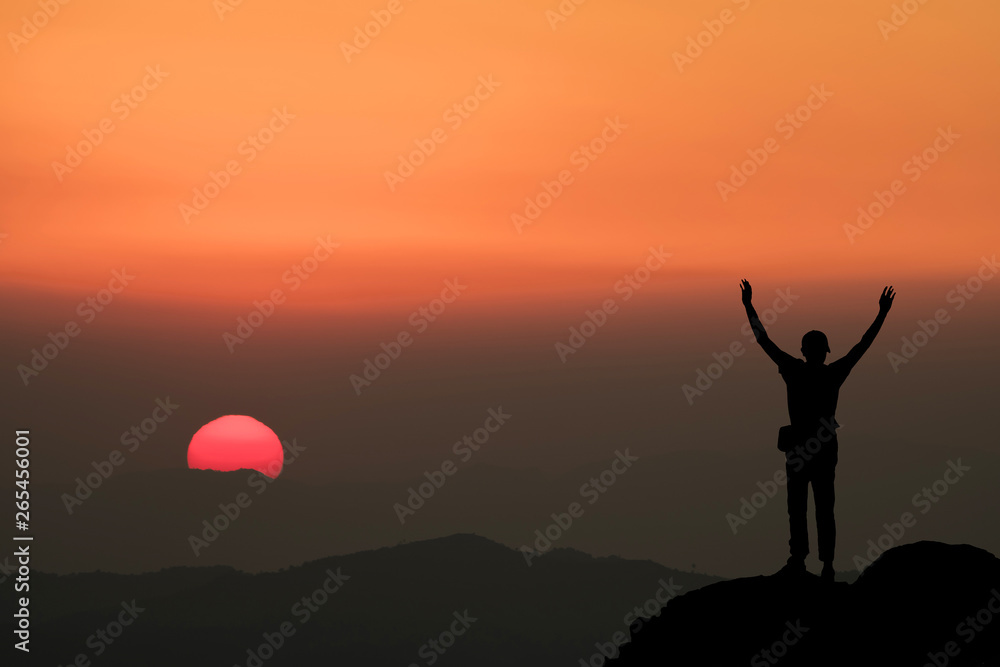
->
[741,279,794,366]
[835,286,895,371]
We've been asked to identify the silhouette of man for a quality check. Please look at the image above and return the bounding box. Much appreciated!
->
[740,280,895,581]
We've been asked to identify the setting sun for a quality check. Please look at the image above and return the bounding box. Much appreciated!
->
[187,415,284,478]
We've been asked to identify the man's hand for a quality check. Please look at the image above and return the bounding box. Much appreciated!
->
[878,286,895,313]
[838,286,895,370]
[741,279,793,365]
[741,279,753,306]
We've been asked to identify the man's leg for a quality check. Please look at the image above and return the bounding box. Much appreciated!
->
[813,460,837,579]
[785,462,810,566]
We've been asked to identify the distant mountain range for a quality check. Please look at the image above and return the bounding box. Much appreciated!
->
[29,534,722,667]
[26,535,1000,666]
[20,453,1000,665]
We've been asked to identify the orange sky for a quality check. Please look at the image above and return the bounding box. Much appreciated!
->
[6,3,1000,581]
[2,0,999,311]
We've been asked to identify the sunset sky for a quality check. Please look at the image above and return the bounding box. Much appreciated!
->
[3,0,998,305]
[3,0,999,576]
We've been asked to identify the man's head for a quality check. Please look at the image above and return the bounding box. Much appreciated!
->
[801,330,830,363]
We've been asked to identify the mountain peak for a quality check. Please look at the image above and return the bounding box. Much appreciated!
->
[610,540,1000,666]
